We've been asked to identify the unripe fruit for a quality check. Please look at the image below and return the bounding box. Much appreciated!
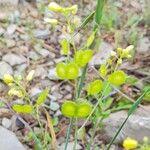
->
[67,63,79,79]
[74,50,93,67]
[76,102,92,118]
[61,100,92,118]
[87,80,103,95]
[56,63,67,79]
[108,70,126,86]
[61,101,76,118]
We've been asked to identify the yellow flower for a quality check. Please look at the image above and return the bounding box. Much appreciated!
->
[3,74,14,84]
[48,2,62,12]
[123,137,138,150]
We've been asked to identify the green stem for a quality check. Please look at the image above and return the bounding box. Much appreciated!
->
[64,118,74,150]
[73,118,78,150]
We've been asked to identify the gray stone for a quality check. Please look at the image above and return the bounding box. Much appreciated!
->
[6,39,16,48]
[37,48,50,57]
[0,61,13,79]
[33,29,50,39]
[15,63,28,74]
[6,24,17,35]
[90,41,113,66]
[103,106,150,143]
[3,53,26,66]
[2,118,12,129]
[48,68,57,80]
[30,87,42,97]
[34,67,47,78]
[50,102,60,111]
[28,51,40,60]
[0,126,25,150]
[137,37,150,53]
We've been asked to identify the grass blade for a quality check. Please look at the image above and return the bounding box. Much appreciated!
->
[95,0,105,28]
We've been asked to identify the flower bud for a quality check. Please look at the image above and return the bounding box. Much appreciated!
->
[70,5,78,14]
[111,51,117,56]
[143,136,149,143]
[26,70,35,81]
[117,48,123,54]
[48,2,62,12]
[125,45,134,52]
[44,18,58,25]
[117,59,122,64]
[3,74,14,84]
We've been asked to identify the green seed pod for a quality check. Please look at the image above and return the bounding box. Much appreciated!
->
[66,63,79,79]
[74,50,93,67]
[56,63,67,79]
[76,102,92,118]
[87,80,103,95]
[108,70,127,86]
[61,101,76,118]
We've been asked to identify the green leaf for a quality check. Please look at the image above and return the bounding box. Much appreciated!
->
[13,104,33,113]
[143,85,150,102]
[86,31,96,48]
[102,81,112,97]
[95,0,105,28]
[126,76,138,85]
[36,89,49,105]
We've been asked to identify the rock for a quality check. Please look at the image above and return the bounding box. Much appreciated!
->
[3,53,26,66]
[28,51,40,60]
[34,67,47,78]
[15,63,28,74]
[0,108,11,118]
[6,24,17,35]
[89,41,113,66]
[54,110,62,117]
[6,39,16,48]
[30,87,42,97]
[0,126,25,150]
[137,37,150,53]
[37,48,50,57]
[2,118,12,129]
[48,68,57,80]
[33,29,50,39]
[52,92,63,100]
[59,142,82,150]
[0,61,13,79]
[50,102,60,111]
[103,106,150,143]
[0,27,5,35]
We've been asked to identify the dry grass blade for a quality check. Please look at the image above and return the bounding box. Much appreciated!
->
[44,109,57,150]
